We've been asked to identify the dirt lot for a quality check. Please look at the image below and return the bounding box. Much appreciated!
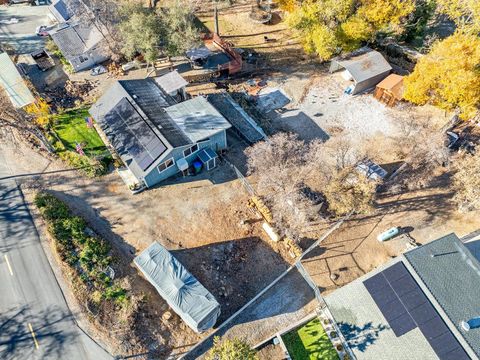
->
[2,133,293,357]
[197,0,305,70]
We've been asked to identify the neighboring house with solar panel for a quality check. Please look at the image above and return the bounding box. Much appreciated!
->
[48,0,110,72]
[89,74,232,190]
[324,233,480,360]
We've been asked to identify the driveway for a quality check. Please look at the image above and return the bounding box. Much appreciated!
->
[0,145,111,360]
[0,4,53,54]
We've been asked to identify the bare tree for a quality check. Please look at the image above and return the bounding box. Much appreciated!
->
[245,133,377,238]
[0,93,54,153]
[453,152,480,212]
[245,133,318,240]
[390,113,448,190]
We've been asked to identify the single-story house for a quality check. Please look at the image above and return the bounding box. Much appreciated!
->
[330,48,392,95]
[134,242,221,333]
[374,74,404,106]
[48,20,110,72]
[0,52,35,108]
[89,73,232,189]
[325,233,480,360]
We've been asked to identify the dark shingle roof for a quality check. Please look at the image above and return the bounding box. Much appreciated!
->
[49,21,104,57]
[404,233,480,358]
[120,79,192,148]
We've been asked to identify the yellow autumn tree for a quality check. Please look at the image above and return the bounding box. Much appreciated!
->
[436,0,480,32]
[404,32,480,120]
[286,0,415,60]
[24,98,53,127]
[356,0,416,33]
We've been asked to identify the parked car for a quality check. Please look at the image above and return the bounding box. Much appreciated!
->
[35,25,49,37]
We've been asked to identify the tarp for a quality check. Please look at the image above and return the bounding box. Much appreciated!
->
[134,242,220,333]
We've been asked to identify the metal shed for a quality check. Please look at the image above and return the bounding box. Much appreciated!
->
[134,242,221,333]
[330,48,392,95]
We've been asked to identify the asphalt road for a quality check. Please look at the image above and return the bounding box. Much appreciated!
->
[0,4,51,54]
[0,147,111,360]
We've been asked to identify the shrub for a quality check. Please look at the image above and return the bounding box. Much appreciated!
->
[35,192,70,220]
[35,192,128,308]
[59,151,107,178]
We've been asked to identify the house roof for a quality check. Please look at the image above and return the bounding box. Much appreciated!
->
[119,79,191,148]
[49,21,104,58]
[207,92,266,143]
[165,96,231,143]
[154,71,188,94]
[404,233,480,358]
[49,0,80,23]
[333,48,392,84]
[376,74,404,99]
[0,52,35,109]
[89,80,174,179]
[99,97,167,172]
[325,233,479,360]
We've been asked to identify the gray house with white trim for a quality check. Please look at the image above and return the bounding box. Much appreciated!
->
[89,74,231,189]
[325,233,480,360]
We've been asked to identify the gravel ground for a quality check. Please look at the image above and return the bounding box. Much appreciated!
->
[269,71,447,146]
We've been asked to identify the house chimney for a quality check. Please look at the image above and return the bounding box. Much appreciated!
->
[214,5,219,35]
[461,317,480,331]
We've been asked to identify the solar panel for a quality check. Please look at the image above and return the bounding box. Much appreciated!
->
[419,316,449,340]
[400,288,429,311]
[389,312,416,337]
[409,302,437,325]
[364,262,470,360]
[441,347,470,360]
[382,261,409,282]
[390,274,418,296]
[430,332,462,356]
[102,98,167,171]
[363,273,389,294]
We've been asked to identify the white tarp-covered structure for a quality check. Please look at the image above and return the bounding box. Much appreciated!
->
[134,242,220,333]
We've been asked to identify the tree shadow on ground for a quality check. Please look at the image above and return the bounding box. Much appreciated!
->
[0,305,78,360]
[338,321,387,353]
[183,267,317,360]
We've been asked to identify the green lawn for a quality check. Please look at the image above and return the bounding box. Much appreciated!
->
[52,108,107,157]
[282,318,339,360]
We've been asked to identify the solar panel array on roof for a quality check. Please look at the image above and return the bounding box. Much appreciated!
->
[101,98,166,171]
[364,262,469,360]
[119,79,192,148]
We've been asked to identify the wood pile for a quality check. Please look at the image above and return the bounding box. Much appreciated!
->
[107,62,125,78]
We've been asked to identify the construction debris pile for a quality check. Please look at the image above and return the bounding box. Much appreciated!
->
[44,79,97,108]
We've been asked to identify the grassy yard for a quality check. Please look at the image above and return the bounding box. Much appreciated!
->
[282,318,339,360]
[52,108,107,157]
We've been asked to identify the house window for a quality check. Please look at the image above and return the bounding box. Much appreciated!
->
[158,158,175,173]
[183,144,199,157]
